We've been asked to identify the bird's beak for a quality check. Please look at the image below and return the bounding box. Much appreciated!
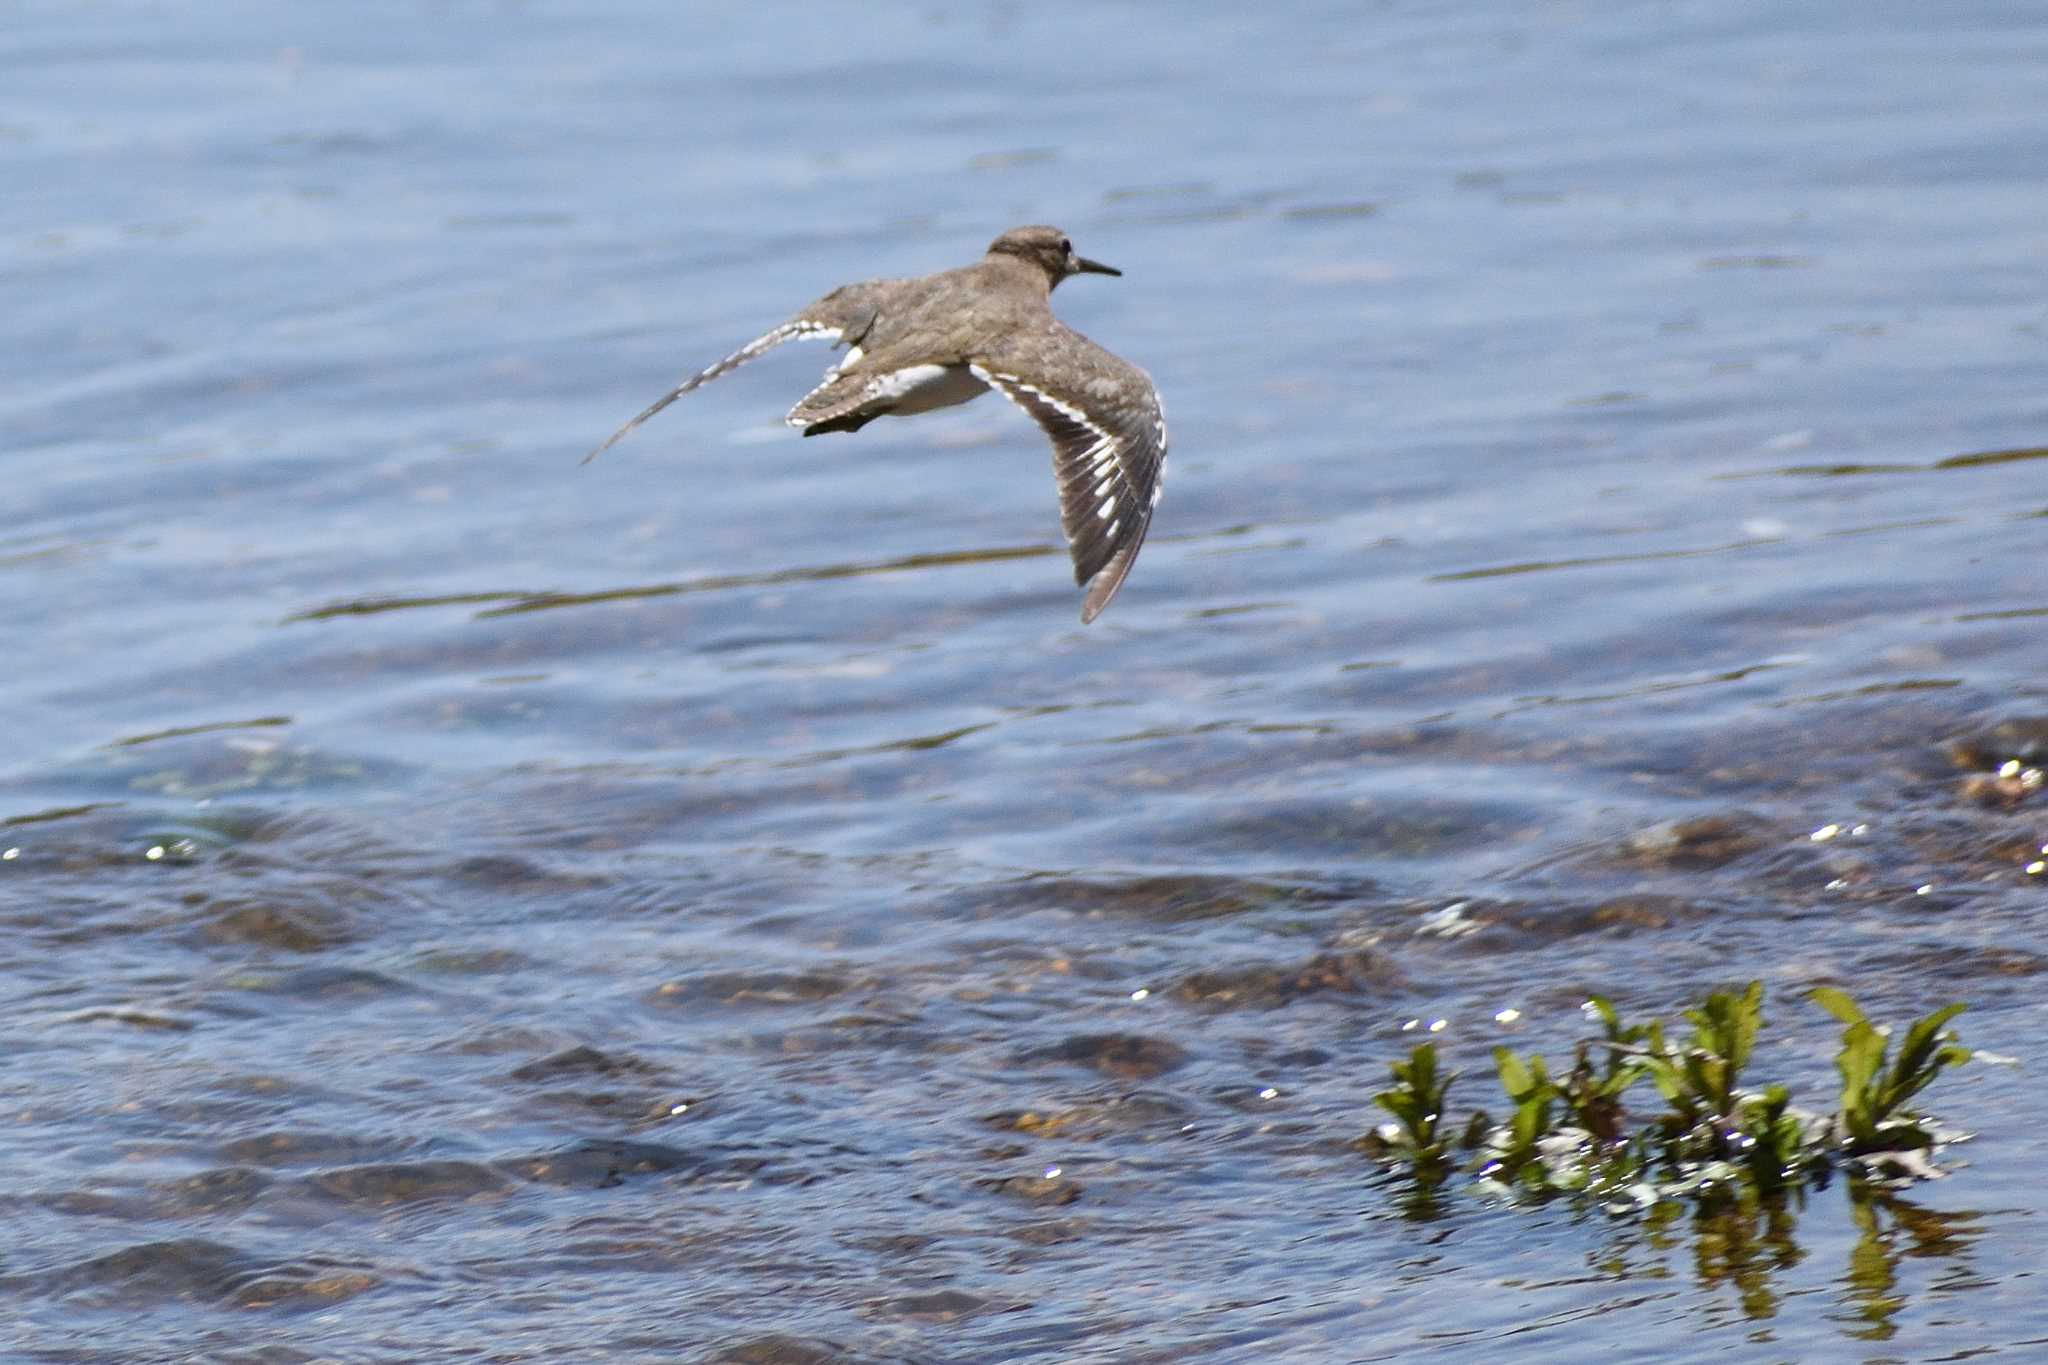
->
[1075,256,1122,277]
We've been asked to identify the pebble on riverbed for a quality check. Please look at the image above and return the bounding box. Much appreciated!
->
[1943,716,2048,808]
[1943,716,2048,770]
[1614,812,1777,871]
[1169,947,1406,1009]
[1958,765,2045,809]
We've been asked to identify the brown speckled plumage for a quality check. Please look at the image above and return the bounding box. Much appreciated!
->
[586,226,1167,623]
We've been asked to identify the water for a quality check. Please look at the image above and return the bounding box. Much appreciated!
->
[6,1,2047,1358]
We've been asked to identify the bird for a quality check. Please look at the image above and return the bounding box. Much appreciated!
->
[584,225,1167,623]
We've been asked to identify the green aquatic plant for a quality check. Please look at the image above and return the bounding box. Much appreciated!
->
[1485,1045,1557,1186]
[1368,982,1972,1213]
[1369,1042,1457,1186]
[1561,995,1651,1143]
[1810,987,1972,1177]
[1640,979,1763,1134]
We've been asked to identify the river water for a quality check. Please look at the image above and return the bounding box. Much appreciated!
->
[6,1,2047,1360]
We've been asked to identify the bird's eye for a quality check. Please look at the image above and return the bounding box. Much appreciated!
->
[1060,238,1072,255]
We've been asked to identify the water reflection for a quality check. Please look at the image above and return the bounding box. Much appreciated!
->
[1837,1192,1983,1342]
[1429,536,1782,583]
[1678,1193,1806,1323]
[108,716,292,748]
[1644,1186,1983,1340]
[1734,445,2048,481]
[280,544,1061,625]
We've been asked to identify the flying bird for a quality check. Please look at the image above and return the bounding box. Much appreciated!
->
[585,225,1166,623]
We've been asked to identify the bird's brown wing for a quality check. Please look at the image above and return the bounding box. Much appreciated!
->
[970,326,1167,622]
[582,285,883,463]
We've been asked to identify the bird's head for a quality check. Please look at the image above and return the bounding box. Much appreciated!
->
[986,225,1121,291]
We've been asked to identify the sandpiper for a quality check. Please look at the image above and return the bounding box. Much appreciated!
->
[585,225,1167,623]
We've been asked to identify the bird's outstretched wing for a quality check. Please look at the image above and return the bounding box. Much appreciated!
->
[970,330,1167,623]
[582,290,882,464]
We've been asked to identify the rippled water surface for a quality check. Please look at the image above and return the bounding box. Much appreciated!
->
[7,2,2048,1359]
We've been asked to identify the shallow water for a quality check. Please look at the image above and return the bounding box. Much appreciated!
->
[6,1,2048,1359]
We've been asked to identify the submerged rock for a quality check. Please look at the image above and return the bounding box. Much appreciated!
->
[1615,812,1778,871]
[1943,716,2048,770]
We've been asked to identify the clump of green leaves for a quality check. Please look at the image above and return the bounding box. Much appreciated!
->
[1371,1041,1458,1186]
[1811,988,1971,1180]
[1364,982,1972,1212]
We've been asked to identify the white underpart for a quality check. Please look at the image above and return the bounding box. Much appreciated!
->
[870,363,989,415]
[825,343,863,377]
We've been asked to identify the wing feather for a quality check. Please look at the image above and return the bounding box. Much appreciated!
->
[582,320,842,464]
[970,334,1167,622]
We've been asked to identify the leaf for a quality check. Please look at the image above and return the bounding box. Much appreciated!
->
[1512,1097,1544,1150]
[1729,980,1764,1071]
[1377,1089,1420,1128]
[1808,987,1868,1029]
[1834,1021,1887,1144]
[1376,1043,1457,1166]
[1494,1047,1534,1099]
[1892,1004,1968,1086]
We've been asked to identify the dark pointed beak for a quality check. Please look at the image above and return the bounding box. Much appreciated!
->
[1075,256,1121,277]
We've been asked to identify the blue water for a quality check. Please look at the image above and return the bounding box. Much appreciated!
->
[6,2,2048,1359]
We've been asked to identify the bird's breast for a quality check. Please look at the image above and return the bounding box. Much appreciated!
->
[875,363,990,416]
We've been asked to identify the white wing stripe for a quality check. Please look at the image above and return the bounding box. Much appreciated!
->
[584,320,842,463]
[968,361,1165,620]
